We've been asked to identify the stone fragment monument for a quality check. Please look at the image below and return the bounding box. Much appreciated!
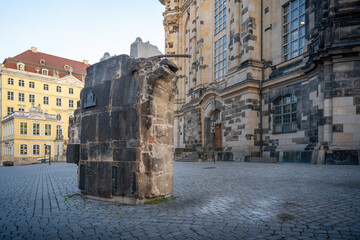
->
[67,55,178,204]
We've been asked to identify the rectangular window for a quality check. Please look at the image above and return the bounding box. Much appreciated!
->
[33,145,40,155]
[69,100,74,108]
[43,84,49,91]
[42,69,48,75]
[43,96,49,105]
[215,0,226,34]
[29,94,35,103]
[33,123,40,135]
[56,98,62,106]
[19,93,25,102]
[45,145,51,155]
[19,80,24,87]
[7,78,14,85]
[56,86,62,93]
[20,122,28,135]
[7,91,14,100]
[45,124,52,136]
[214,35,227,82]
[7,107,14,115]
[29,81,35,88]
[283,0,305,61]
[273,95,297,133]
[69,88,74,94]
[20,144,28,155]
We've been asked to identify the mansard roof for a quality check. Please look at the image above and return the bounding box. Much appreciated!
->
[3,48,89,77]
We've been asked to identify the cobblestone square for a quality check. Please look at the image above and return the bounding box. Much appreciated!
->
[0,162,359,239]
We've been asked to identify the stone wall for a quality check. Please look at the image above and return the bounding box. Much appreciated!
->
[71,55,178,204]
[161,0,360,164]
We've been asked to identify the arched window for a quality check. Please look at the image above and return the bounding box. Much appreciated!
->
[20,144,28,155]
[56,125,62,136]
[273,95,297,133]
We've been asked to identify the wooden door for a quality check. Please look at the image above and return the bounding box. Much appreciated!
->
[215,123,222,148]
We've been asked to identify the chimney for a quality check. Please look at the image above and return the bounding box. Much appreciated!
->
[31,47,38,53]
[83,59,89,65]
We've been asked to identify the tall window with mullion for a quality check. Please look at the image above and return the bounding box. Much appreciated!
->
[273,95,297,133]
[215,0,226,34]
[215,35,227,82]
[283,0,305,61]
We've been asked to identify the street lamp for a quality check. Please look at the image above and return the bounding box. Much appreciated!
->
[211,116,216,164]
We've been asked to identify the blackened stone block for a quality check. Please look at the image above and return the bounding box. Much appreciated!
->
[113,148,136,162]
[81,145,88,160]
[81,115,97,143]
[66,144,80,164]
[86,162,98,195]
[100,143,111,160]
[98,112,112,141]
[79,164,86,191]
[89,143,100,160]
[112,75,139,107]
[327,150,359,165]
[97,162,112,198]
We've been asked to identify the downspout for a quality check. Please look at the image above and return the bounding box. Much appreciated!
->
[259,0,264,157]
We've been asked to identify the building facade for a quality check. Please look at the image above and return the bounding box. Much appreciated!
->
[0,47,87,165]
[160,0,360,164]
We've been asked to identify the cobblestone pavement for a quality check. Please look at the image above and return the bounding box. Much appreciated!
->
[0,162,359,240]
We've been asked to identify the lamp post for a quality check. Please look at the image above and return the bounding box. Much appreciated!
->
[211,116,216,164]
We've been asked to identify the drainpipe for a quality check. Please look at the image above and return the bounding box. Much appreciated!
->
[259,0,264,158]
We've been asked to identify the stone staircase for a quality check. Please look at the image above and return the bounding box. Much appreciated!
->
[176,153,198,162]
[248,157,277,163]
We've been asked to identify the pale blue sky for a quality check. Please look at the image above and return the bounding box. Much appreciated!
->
[0,0,165,64]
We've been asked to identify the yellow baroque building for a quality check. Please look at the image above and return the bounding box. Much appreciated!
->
[0,47,88,165]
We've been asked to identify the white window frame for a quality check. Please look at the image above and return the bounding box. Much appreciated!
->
[7,107,14,115]
[56,98,62,107]
[19,79,25,87]
[20,122,28,135]
[29,94,35,103]
[69,100,74,108]
[43,96,49,105]
[19,92,25,102]
[29,81,35,88]
[7,91,14,100]
[69,88,74,94]
[20,144,28,155]
[33,123,40,136]
[33,144,40,156]
[43,84,49,91]
[45,124,52,136]
[7,78,14,85]
[56,86,62,93]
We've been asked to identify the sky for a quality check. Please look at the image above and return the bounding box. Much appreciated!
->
[0,0,165,65]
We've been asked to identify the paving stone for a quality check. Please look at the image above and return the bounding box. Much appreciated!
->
[0,162,359,239]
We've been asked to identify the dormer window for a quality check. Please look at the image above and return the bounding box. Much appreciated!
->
[42,69,48,75]
[17,63,25,71]
[64,65,69,70]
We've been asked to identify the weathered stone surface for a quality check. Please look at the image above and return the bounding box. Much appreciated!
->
[69,55,178,204]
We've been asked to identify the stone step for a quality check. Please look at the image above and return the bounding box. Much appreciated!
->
[248,157,277,163]
[176,153,198,162]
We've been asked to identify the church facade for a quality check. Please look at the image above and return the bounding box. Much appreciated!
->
[160,0,360,164]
